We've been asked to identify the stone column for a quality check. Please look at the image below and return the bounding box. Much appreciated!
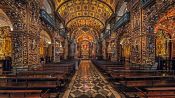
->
[69,41,75,59]
[97,41,103,59]
[102,40,107,60]
[53,39,56,62]
[11,31,40,67]
[11,31,25,67]
[111,39,118,61]
[75,43,78,59]
[53,39,60,63]
[64,39,68,60]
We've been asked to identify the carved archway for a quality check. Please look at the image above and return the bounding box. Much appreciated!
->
[0,0,41,67]
[155,8,175,59]
[39,30,52,62]
[0,9,12,60]
[0,1,25,66]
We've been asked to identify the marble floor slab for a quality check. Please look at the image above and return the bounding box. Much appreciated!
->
[63,60,121,98]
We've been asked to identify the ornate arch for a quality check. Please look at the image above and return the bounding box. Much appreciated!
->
[0,1,25,31]
[154,8,175,35]
[0,0,41,66]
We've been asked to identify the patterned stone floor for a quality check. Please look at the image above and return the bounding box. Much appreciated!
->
[63,60,121,98]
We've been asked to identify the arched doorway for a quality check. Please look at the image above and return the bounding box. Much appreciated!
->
[107,40,116,61]
[123,45,131,63]
[75,30,94,59]
[39,30,52,63]
[155,30,172,70]
[0,9,13,72]
[154,8,175,70]
[0,27,12,59]
[120,38,131,64]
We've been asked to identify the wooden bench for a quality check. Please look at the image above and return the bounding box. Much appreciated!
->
[0,84,57,90]
[17,71,66,78]
[120,80,175,87]
[0,77,60,90]
[109,70,173,79]
[141,87,175,98]
[0,76,58,81]
[14,70,71,87]
[0,90,42,98]
[0,60,78,97]
[43,64,75,74]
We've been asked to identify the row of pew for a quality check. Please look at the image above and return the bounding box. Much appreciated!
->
[92,59,175,98]
[0,59,79,98]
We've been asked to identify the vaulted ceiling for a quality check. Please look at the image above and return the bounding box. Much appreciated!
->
[55,0,117,43]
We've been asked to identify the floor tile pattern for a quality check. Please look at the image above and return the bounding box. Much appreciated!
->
[66,60,119,98]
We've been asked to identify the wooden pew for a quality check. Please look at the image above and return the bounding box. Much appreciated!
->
[140,87,175,98]
[91,60,124,74]
[119,79,175,88]
[15,65,74,88]
[17,71,65,78]
[109,70,174,78]
[0,76,59,90]
[109,70,175,87]
[0,60,78,97]
[43,63,75,74]
[0,90,42,98]
[93,59,175,98]
[108,70,175,98]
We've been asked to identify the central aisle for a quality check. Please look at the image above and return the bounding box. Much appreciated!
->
[63,60,121,98]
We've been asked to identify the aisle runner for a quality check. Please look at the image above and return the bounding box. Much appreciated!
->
[63,60,121,98]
